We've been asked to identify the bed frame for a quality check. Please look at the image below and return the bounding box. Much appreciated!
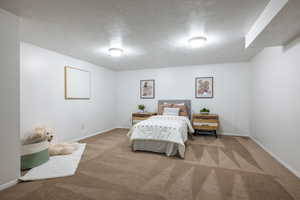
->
[131,99,192,157]
[157,99,192,119]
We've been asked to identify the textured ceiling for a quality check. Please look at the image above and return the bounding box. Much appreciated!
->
[0,0,270,70]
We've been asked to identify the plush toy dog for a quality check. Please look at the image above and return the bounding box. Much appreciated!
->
[23,126,79,156]
[49,143,79,156]
[22,127,54,145]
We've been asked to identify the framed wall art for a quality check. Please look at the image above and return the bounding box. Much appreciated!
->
[64,66,91,100]
[140,79,155,99]
[195,77,213,98]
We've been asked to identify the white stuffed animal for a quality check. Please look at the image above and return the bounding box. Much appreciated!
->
[23,126,79,156]
[23,127,54,145]
[49,143,79,156]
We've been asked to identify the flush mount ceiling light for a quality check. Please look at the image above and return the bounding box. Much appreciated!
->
[108,48,124,57]
[188,36,207,48]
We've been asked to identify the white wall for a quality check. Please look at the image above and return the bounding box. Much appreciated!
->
[0,9,20,187]
[21,42,116,142]
[250,39,300,177]
[116,63,251,136]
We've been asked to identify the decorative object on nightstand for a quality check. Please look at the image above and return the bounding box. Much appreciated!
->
[192,113,219,138]
[132,112,157,126]
[138,104,145,112]
[200,107,210,115]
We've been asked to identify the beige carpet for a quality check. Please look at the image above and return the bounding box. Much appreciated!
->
[0,129,299,200]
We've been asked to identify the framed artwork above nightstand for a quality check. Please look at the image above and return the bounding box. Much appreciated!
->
[195,77,214,98]
[140,80,155,99]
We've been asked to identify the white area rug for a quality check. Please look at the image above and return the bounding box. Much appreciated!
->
[20,143,86,181]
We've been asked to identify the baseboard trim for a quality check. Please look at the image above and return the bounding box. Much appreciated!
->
[115,126,130,130]
[251,136,300,179]
[70,127,117,142]
[0,179,18,191]
[219,132,249,137]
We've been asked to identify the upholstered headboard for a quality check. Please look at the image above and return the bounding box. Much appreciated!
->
[157,99,191,119]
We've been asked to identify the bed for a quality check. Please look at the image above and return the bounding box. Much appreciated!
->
[128,100,194,158]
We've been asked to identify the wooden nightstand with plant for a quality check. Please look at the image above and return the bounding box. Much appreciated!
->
[132,112,157,126]
[132,104,157,126]
[192,108,219,138]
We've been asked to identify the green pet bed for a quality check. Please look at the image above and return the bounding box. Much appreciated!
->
[21,141,49,170]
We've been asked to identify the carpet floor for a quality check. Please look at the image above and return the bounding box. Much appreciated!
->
[0,129,299,200]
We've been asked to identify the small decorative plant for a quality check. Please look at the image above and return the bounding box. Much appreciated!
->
[138,104,145,112]
[200,108,210,114]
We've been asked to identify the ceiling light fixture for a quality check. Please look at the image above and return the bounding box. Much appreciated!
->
[108,48,124,57]
[188,36,207,48]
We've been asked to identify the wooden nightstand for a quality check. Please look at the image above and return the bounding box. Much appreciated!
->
[132,112,157,126]
[192,114,219,138]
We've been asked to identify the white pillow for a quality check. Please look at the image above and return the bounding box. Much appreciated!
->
[163,107,180,116]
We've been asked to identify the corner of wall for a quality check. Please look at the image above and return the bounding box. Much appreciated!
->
[248,43,300,178]
[0,7,21,188]
[250,136,300,178]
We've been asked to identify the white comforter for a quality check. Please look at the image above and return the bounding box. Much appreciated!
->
[128,115,194,158]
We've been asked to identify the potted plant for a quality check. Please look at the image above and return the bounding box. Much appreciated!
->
[138,104,145,112]
[200,108,210,115]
